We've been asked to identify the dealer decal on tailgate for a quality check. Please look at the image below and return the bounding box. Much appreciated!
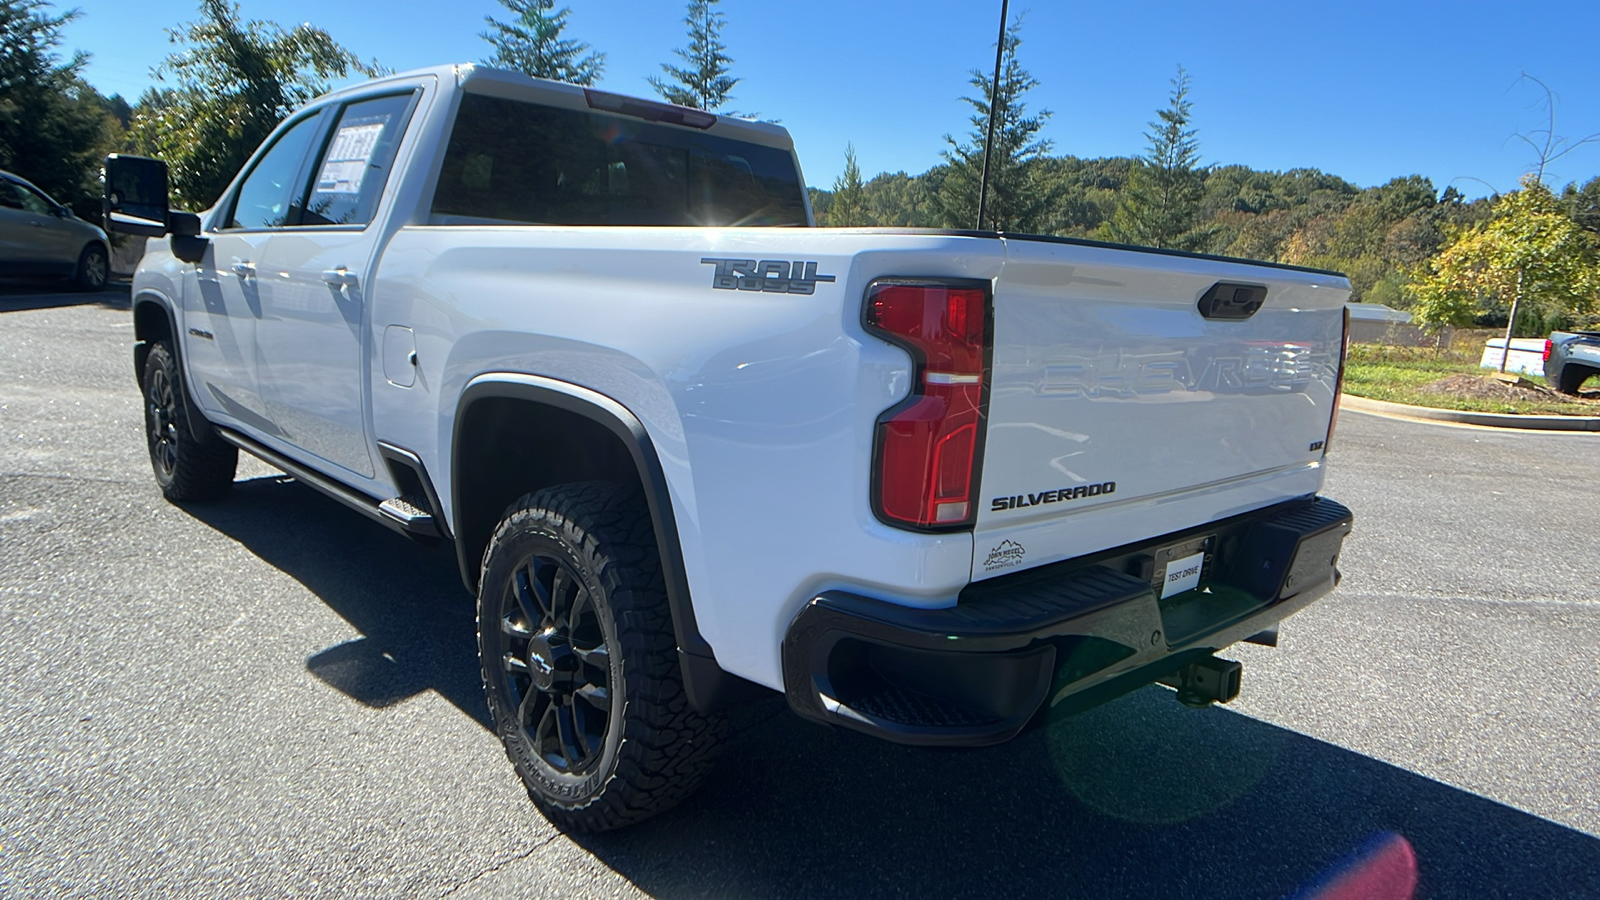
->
[982,540,1027,573]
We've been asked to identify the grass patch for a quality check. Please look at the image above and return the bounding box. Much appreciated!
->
[1343,343,1600,416]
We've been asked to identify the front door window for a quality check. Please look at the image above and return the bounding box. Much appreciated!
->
[226,113,324,230]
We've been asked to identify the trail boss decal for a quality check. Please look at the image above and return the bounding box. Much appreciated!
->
[991,481,1116,512]
[701,258,836,295]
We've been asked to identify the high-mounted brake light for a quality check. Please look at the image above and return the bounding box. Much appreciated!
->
[1324,306,1350,456]
[582,88,716,129]
[865,281,991,529]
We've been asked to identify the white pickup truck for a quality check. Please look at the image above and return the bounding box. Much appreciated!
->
[106,64,1354,833]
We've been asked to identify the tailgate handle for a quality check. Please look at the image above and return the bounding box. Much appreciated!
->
[1197,282,1266,320]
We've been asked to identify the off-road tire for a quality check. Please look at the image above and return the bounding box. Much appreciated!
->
[141,341,238,501]
[74,243,108,292]
[1552,364,1597,396]
[478,482,726,833]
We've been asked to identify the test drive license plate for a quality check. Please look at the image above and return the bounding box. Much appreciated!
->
[1153,535,1215,599]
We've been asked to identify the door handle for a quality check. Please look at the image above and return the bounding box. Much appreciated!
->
[231,260,256,278]
[29,221,41,227]
[321,268,358,288]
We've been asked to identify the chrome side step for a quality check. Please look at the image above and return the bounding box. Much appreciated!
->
[378,496,440,538]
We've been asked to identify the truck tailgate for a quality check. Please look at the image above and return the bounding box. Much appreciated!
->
[973,238,1350,580]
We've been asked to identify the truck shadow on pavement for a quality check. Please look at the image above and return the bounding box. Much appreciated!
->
[186,474,1600,899]
[184,473,492,730]
[0,280,131,313]
[587,693,1600,899]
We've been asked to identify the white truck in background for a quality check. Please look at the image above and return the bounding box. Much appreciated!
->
[106,64,1354,833]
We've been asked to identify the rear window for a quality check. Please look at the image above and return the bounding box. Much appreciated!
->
[430,93,806,227]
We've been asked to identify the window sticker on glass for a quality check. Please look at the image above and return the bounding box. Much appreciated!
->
[316,119,387,194]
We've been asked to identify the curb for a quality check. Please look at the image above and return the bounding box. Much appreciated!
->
[1341,394,1600,432]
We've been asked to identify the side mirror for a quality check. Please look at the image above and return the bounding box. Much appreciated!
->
[170,211,202,237]
[104,154,171,237]
[169,211,208,264]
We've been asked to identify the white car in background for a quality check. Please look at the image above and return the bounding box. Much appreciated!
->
[1479,337,1548,377]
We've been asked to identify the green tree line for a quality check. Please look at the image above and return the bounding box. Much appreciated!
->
[0,0,128,218]
[809,17,1600,333]
[6,0,1595,333]
[811,151,1600,330]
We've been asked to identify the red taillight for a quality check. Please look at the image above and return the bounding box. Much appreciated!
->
[1324,306,1350,456]
[1543,339,1554,362]
[865,282,990,528]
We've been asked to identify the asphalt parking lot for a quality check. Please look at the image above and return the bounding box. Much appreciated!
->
[3,283,1598,898]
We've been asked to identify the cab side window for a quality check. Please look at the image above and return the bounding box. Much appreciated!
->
[225,113,324,230]
[300,93,415,227]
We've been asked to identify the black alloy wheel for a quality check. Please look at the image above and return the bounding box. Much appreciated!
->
[478,483,726,833]
[497,552,614,774]
[139,341,237,501]
[146,359,180,482]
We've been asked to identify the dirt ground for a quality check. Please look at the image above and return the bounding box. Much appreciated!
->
[1420,373,1600,408]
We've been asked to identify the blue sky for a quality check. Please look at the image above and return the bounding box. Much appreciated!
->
[60,0,1600,198]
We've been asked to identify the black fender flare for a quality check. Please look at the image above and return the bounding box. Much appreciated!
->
[132,291,210,443]
[452,373,713,662]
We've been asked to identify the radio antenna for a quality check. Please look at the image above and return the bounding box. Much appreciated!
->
[975,0,1010,231]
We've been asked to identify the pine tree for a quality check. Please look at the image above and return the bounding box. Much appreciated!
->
[649,0,737,112]
[931,16,1055,232]
[1104,66,1210,250]
[827,144,867,226]
[481,0,603,86]
[0,0,121,211]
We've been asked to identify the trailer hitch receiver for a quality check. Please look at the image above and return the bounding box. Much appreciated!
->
[1159,657,1242,707]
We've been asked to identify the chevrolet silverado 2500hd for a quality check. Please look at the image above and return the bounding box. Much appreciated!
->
[105,64,1354,833]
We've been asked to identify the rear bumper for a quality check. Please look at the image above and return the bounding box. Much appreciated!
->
[781,496,1352,746]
